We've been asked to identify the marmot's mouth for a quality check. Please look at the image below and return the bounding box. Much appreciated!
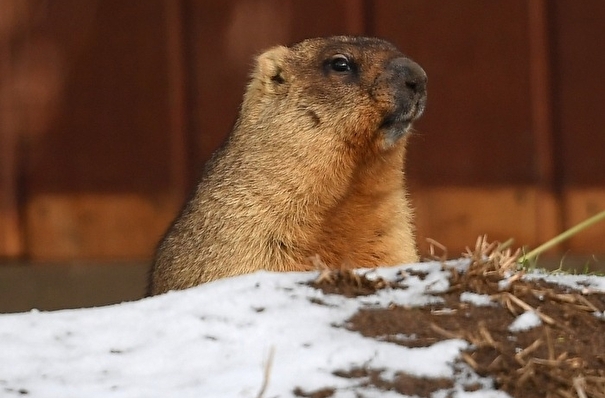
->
[378,113,412,147]
[379,99,425,147]
[380,97,425,131]
[379,113,411,131]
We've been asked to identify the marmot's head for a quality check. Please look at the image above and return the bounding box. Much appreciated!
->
[240,36,427,156]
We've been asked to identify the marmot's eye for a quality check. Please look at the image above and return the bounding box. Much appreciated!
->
[330,55,352,72]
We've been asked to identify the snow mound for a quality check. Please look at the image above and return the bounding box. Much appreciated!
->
[1,261,603,397]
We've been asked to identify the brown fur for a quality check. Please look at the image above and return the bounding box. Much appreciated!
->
[148,36,427,295]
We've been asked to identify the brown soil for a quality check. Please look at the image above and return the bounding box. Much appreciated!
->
[302,239,605,398]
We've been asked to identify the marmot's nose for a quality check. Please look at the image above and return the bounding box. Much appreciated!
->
[389,57,427,95]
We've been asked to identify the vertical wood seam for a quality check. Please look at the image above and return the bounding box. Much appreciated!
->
[527,0,563,247]
[165,0,188,203]
[0,25,24,258]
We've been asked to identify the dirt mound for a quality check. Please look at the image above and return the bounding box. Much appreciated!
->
[307,238,605,398]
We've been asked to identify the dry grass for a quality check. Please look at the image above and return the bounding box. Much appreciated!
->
[307,235,605,398]
[454,236,605,398]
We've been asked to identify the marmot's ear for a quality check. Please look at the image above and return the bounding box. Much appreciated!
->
[255,46,290,90]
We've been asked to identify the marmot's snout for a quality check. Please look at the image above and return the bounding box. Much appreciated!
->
[376,56,427,145]
[390,58,427,94]
[388,57,427,121]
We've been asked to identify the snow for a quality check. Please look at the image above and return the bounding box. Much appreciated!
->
[460,292,495,307]
[508,310,542,332]
[1,261,603,398]
[525,270,605,293]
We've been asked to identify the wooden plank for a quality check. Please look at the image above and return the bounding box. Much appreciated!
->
[412,186,543,257]
[26,194,178,261]
[0,83,23,258]
[185,0,367,173]
[526,0,562,243]
[551,2,605,254]
[527,0,555,187]
[0,1,25,258]
[372,0,535,186]
[22,0,187,261]
[289,0,366,40]
[563,189,605,253]
[414,186,604,256]
[551,0,605,186]
[164,0,188,198]
[26,0,176,195]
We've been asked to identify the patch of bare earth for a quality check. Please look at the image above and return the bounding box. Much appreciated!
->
[304,238,605,398]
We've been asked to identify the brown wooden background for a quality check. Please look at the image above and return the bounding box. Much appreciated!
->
[1,0,604,263]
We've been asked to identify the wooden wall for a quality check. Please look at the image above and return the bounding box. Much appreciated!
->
[0,0,603,262]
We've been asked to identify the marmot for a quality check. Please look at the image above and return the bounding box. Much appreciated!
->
[148,36,427,295]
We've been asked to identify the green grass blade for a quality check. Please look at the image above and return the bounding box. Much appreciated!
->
[519,209,605,264]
